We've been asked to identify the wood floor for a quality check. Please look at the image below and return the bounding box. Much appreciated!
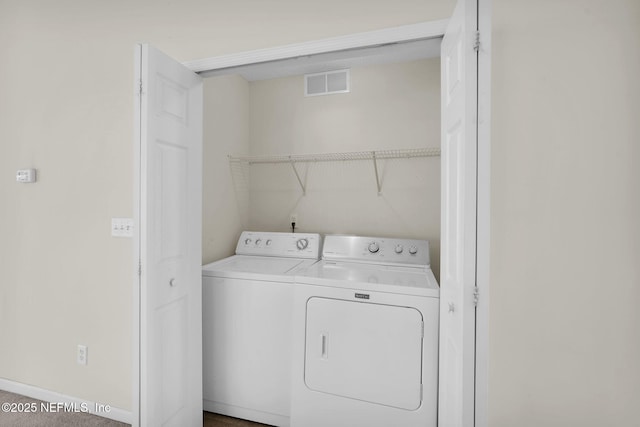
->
[204,411,271,426]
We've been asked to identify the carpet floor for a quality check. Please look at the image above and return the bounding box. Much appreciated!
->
[0,390,271,427]
[0,390,128,427]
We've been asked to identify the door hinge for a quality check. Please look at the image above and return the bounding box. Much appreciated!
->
[138,260,142,276]
[473,286,480,306]
[137,80,143,96]
[473,31,481,52]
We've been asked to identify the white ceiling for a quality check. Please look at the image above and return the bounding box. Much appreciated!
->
[200,37,442,81]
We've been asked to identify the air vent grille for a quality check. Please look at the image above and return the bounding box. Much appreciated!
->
[305,69,350,96]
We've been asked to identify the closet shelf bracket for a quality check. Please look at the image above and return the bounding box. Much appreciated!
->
[289,159,306,195]
[372,151,382,195]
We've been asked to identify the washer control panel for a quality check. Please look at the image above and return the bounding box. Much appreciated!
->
[322,235,430,267]
[236,231,321,259]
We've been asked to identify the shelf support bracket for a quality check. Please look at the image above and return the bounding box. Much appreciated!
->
[372,151,382,195]
[289,159,306,195]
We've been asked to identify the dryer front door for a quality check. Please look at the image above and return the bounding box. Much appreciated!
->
[304,297,424,410]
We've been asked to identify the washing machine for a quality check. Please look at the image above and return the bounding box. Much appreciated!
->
[290,234,439,427]
[202,231,321,427]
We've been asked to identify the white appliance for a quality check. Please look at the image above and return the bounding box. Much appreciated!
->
[290,235,439,427]
[202,231,321,427]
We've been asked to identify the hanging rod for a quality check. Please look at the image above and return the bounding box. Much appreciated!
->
[227,147,440,164]
[228,147,440,196]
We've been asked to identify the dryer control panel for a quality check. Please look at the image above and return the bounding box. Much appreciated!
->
[236,231,321,259]
[322,235,430,267]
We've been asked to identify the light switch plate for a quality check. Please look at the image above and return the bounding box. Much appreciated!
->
[77,344,88,365]
[111,218,134,237]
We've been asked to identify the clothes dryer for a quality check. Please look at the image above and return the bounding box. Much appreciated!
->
[202,231,321,427]
[290,235,439,427]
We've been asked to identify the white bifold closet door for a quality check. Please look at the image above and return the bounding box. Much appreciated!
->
[135,43,203,427]
[439,0,479,426]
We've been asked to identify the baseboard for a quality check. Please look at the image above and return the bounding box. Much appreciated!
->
[0,378,132,424]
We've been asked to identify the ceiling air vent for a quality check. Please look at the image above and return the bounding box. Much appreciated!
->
[305,69,350,96]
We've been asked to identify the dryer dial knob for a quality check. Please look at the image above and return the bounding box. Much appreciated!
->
[244,238,252,245]
[266,239,272,246]
[409,246,418,255]
[368,242,380,253]
[296,238,309,250]
[255,239,262,245]
[395,245,404,254]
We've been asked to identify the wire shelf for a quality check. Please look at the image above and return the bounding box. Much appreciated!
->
[228,147,440,195]
[228,147,440,164]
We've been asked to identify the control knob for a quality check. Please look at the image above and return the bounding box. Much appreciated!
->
[244,238,252,245]
[296,238,309,250]
[394,245,404,254]
[255,239,262,245]
[409,246,418,255]
[266,239,272,246]
[368,242,380,253]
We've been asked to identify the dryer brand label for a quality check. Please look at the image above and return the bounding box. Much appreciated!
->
[354,293,370,300]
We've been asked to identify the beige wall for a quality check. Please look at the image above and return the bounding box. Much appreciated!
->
[1,0,639,424]
[489,1,640,426]
[247,59,441,275]
[203,75,250,265]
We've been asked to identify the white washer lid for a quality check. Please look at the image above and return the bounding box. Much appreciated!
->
[295,260,439,298]
[203,255,317,282]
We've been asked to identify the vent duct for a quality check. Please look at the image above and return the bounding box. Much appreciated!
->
[305,69,350,96]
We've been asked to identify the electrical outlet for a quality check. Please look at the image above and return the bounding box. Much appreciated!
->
[290,214,298,224]
[77,345,88,365]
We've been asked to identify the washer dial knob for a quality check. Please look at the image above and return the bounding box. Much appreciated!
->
[255,239,262,245]
[409,246,418,255]
[368,242,380,253]
[266,239,272,246]
[296,238,309,250]
[244,238,252,245]
[395,245,404,254]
